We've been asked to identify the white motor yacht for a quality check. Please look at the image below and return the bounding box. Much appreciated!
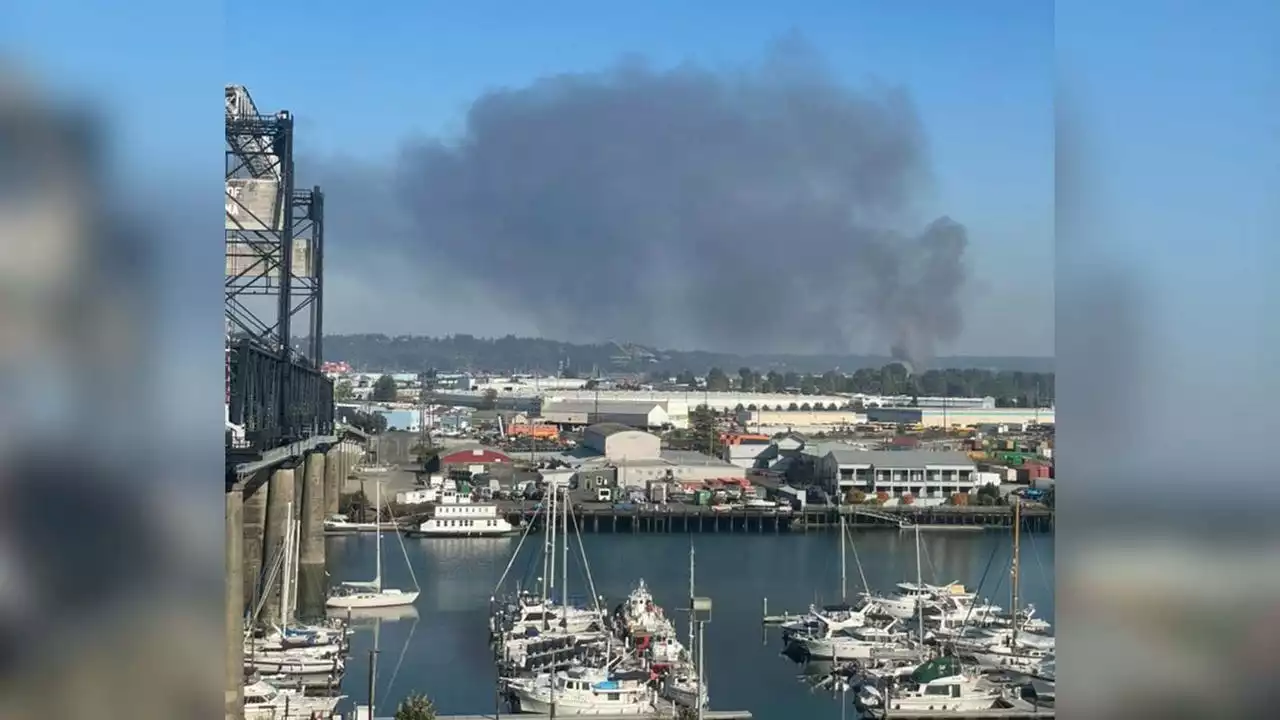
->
[506,665,657,716]
[857,656,1004,713]
[243,680,344,719]
[794,621,907,661]
[865,582,939,620]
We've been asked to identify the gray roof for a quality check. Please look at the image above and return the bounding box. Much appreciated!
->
[660,449,737,468]
[826,448,975,468]
[584,422,639,437]
[545,399,661,415]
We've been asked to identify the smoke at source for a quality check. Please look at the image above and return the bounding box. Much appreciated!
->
[386,52,969,368]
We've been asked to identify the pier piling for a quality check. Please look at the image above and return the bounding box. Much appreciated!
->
[323,445,342,517]
[241,472,268,611]
[225,487,245,720]
[298,450,328,617]
[261,464,296,624]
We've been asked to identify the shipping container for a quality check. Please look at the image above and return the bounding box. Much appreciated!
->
[695,490,712,506]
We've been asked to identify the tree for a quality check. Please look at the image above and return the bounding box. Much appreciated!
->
[335,380,354,401]
[737,367,756,391]
[371,374,398,402]
[787,402,799,411]
[478,388,498,410]
[394,692,438,720]
[675,370,698,387]
[688,406,718,455]
[349,410,388,435]
[705,367,731,392]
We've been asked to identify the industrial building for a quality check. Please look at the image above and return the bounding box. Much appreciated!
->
[566,423,745,492]
[866,406,1055,428]
[540,399,670,429]
[735,409,866,434]
[819,448,987,504]
[440,447,512,475]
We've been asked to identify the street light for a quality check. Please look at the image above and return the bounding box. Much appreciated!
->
[691,597,712,720]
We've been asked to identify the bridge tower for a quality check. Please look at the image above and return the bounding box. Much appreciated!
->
[224,84,324,365]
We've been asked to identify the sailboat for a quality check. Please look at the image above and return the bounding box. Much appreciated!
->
[961,500,1055,675]
[661,544,708,710]
[327,481,421,609]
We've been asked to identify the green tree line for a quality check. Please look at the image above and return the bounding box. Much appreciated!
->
[665,364,1053,406]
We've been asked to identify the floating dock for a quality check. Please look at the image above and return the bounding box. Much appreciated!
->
[864,706,1052,719]
[424,707,752,712]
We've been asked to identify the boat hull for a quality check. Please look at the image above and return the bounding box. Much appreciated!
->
[512,693,654,716]
[325,590,420,609]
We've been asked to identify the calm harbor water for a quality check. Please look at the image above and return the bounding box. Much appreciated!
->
[325,527,1055,720]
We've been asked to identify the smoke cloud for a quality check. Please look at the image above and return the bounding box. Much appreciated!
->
[336,46,969,369]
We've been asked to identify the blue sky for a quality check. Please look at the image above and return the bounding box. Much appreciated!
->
[7,1,1275,362]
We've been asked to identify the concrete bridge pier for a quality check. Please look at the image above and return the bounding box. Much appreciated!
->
[261,463,297,625]
[225,486,245,720]
[242,471,268,614]
[298,450,328,617]
[323,444,341,517]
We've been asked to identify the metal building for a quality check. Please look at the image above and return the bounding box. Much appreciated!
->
[541,399,669,429]
[582,423,662,461]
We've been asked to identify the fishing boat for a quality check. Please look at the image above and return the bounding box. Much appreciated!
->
[327,482,421,609]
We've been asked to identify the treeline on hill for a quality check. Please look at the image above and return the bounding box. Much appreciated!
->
[666,365,1053,407]
[321,333,1053,376]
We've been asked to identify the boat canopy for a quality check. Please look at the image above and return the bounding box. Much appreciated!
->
[909,656,963,685]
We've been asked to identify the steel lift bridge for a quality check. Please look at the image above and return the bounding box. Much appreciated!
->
[224,84,341,488]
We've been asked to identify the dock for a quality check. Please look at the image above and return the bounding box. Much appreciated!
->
[864,702,1052,719]
[385,713,753,720]
[491,501,1052,534]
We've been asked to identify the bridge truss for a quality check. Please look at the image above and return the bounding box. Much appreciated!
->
[225,85,332,466]
[224,84,324,365]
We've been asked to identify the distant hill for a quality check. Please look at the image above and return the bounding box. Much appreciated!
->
[321,333,1053,375]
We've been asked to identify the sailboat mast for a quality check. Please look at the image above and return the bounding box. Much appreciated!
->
[839,515,847,602]
[374,482,383,592]
[560,485,568,617]
[1012,498,1021,649]
[914,524,924,649]
[548,482,557,603]
[688,544,696,662]
[540,488,552,609]
[281,501,293,628]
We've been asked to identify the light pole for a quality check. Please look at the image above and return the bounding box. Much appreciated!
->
[691,596,713,720]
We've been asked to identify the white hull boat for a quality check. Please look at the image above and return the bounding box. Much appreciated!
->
[244,650,344,675]
[661,668,707,709]
[857,657,1003,713]
[326,588,420,609]
[243,680,343,719]
[327,483,421,610]
[507,666,656,716]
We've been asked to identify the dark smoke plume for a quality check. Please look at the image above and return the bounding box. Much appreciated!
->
[366,47,968,368]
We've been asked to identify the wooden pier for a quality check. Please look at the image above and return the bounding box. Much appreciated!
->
[494,502,1052,534]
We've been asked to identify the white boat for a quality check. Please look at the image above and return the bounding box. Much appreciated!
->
[857,656,1004,713]
[794,621,908,661]
[503,595,602,635]
[866,582,940,620]
[409,487,517,537]
[660,664,708,709]
[327,482,421,609]
[506,665,657,715]
[244,646,345,675]
[323,513,395,533]
[620,579,680,638]
[243,679,343,719]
